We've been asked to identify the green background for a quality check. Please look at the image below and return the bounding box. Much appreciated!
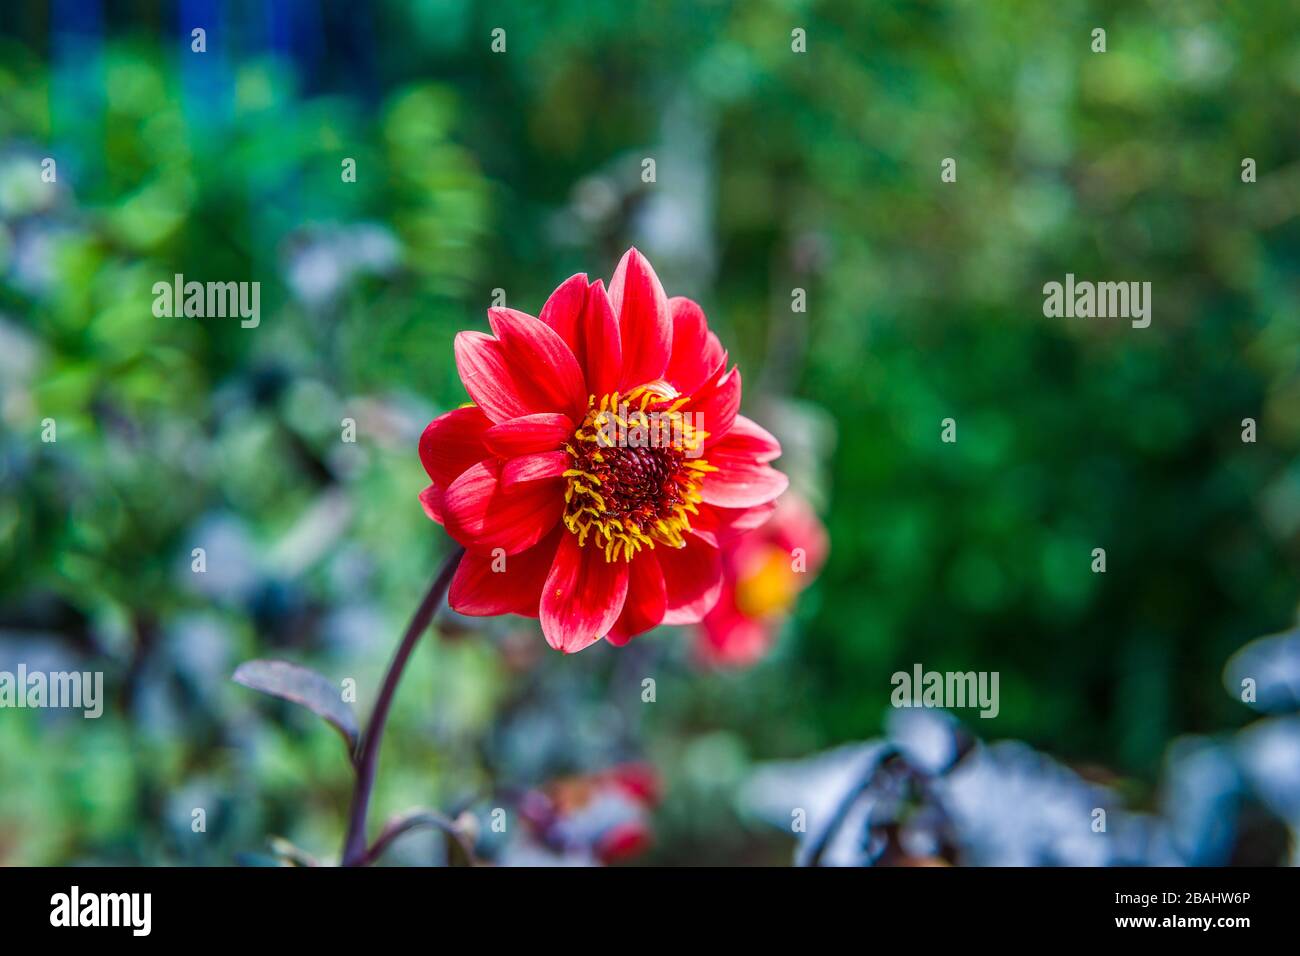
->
[1,0,1298,864]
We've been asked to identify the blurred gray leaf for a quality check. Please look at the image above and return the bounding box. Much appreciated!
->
[1224,628,1300,713]
[232,659,358,754]
[1235,716,1300,823]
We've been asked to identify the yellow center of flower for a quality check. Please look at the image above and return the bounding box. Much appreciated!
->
[735,545,800,618]
[562,383,716,562]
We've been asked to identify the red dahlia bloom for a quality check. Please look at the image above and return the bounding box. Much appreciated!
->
[419,248,788,652]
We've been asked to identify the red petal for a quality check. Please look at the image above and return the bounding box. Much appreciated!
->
[765,494,830,572]
[606,551,667,645]
[698,597,774,668]
[596,821,653,864]
[579,279,622,398]
[665,297,725,395]
[454,331,535,423]
[608,248,671,389]
[605,763,661,804]
[691,365,741,448]
[448,529,560,617]
[538,273,589,355]
[501,450,570,488]
[419,484,445,524]
[708,414,782,465]
[483,413,574,458]
[488,308,588,421]
[699,460,789,509]
[657,534,723,624]
[540,534,630,653]
[418,406,493,487]
[442,460,564,555]
[690,501,778,547]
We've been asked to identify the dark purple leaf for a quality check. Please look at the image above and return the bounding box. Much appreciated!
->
[232,659,359,754]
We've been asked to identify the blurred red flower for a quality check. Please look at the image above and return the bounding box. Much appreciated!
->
[419,249,787,652]
[518,762,660,865]
[696,493,828,667]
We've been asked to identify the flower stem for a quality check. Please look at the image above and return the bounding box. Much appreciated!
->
[341,545,464,866]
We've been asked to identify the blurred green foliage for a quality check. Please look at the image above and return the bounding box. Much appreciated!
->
[1,0,1298,864]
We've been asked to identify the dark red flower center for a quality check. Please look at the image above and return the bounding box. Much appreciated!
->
[562,384,715,562]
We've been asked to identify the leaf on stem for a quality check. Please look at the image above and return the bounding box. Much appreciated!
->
[232,659,359,755]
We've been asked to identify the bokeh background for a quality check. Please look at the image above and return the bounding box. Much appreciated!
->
[2,0,1299,866]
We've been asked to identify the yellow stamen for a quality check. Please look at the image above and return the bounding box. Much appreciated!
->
[561,389,711,563]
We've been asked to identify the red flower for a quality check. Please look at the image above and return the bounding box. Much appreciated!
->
[517,762,661,865]
[419,249,788,652]
[696,493,828,667]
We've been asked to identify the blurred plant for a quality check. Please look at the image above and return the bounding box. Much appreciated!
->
[742,618,1300,867]
[234,547,467,867]
[745,709,1177,866]
[1223,621,1300,864]
[1,37,495,866]
[505,762,660,865]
